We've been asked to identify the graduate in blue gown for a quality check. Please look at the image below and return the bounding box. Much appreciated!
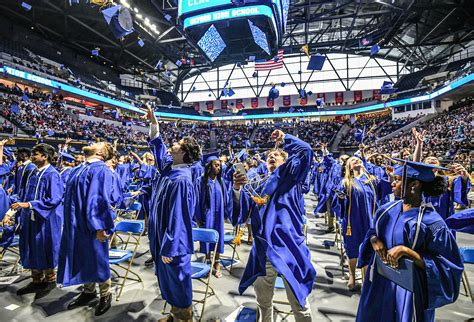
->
[146,108,201,321]
[232,130,315,321]
[0,140,12,222]
[6,144,64,295]
[11,148,36,201]
[356,160,463,322]
[338,156,386,290]
[195,153,232,278]
[57,142,117,316]
[58,152,76,190]
[130,151,156,225]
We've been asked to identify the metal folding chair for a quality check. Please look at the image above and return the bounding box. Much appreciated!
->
[108,220,144,301]
[221,226,241,272]
[163,228,219,322]
[117,201,142,220]
[460,247,474,302]
[0,231,20,275]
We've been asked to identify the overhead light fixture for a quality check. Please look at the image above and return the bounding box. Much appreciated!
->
[136,13,143,19]
[120,0,130,8]
[133,7,138,13]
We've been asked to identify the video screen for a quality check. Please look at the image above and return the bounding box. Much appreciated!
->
[197,24,227,62]
[248,20,271,55]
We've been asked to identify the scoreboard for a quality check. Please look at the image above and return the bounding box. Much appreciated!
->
[178,0,290,63]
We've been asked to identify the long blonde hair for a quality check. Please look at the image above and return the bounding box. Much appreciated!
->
[342,156,376,191]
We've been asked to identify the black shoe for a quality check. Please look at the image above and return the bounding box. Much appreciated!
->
[144,257,154,267]
[34,282,57,299]
[95,293,112,316]
[17,282,46,295]
[325,227,335,233]
[67,291,97,310]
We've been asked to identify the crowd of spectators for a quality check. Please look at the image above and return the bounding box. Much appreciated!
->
[368,101,473,169]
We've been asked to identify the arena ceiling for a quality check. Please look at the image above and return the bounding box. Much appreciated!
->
[1,0,473,88]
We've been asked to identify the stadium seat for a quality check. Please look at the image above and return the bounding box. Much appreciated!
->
[108,220,144,301]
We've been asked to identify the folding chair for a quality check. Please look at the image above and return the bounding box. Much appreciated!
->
[221,226,241,272]
[117,201,142,220]
[0,233,20,274]
[163,228,219,322]
[460,247,474,302]
[108,220,144,301]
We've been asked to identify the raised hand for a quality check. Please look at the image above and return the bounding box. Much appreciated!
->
[271,130,285,143]
[412,128,426,144]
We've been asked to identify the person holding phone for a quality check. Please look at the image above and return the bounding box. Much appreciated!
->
[356,160,463,322]
[233,130,315,322]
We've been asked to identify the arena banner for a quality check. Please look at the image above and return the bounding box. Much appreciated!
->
[251,97,258,108]
[335,92,344,104]
[221,99,228,109]
[206,101,214,111]
[299,96,308,106]
[236,98,244,109]
[193,102,200,112]
[354,90,362,103]
[267,97,274,107]
[283,95,291,106]
[373,89,381,100]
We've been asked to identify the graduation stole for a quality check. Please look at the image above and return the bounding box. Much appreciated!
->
[243,172,278,207]
[346,175,377,236]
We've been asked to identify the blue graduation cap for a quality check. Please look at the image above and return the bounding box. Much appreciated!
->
[380,81,397,94]
[393,159,447,183]
[307,54,326,71]
[60,152,76,163]
[248,55,256,62]
[244,139,251,149]
[3,147,13,158]
[202,151,219,165]
[370,44,380,56]
[21,2,32,11]
[316,98,324,108]
[91,48,100,56]
[252,71,258,78]
[237,148,247,162]
[268,85,279,100]
[138,38,145,47]
[299,89,307,98]
[176,59,183,67]
[280,82,286,87]
[354,127,365,143]
[155,60,163,70]
[102,5,134,39]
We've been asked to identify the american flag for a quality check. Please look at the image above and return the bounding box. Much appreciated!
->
[255,50,284,71]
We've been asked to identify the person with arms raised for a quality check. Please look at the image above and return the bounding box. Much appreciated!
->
[146,107,201,322]
[232,129,315,322]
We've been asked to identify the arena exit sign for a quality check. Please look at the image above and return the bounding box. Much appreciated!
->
[178,0,233,17]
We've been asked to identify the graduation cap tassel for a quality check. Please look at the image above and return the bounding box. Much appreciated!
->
[346,186,353,236]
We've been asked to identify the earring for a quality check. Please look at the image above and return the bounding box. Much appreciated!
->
[411,186,416,194]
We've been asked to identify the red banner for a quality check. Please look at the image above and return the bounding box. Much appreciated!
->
[251,97,258,108]
[206,101,214,111]
[354,90,362,103]
[221,99,228,110]
[283,95,291,106]
[193,102,200,112]
[299,96,308,106]
[267,97,274,107]
[236,98,244,109]
[373,89,381,100]
[335,92,344,104]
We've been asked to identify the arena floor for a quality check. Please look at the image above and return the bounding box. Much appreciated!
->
[0,194,473,322]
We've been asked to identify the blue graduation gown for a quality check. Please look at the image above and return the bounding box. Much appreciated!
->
[340,173,378,259]
[0,165,11,221]
[357,202,463,322]
[363,159,392,205]
[425,176,471,220]
[116,163,131,191]
[19,165,64,270]
[14,161,36,200]
[59,167,73,190]
[149,136,196,308]
[137,164,156,220]
[57,161,117,286]
[234,134,316,307]
[195,176,231,254]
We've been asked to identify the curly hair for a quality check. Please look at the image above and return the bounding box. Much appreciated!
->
[180,136,202,164]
